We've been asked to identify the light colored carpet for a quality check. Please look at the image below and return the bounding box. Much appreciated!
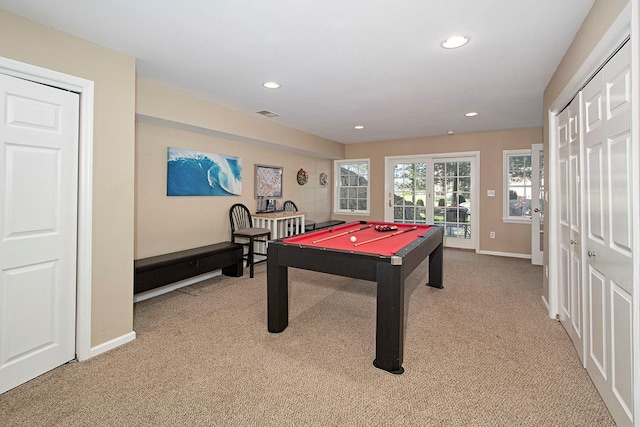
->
[0,249,614,426]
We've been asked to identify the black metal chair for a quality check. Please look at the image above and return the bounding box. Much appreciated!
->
[283,200,316,232]
[229,203,271,278]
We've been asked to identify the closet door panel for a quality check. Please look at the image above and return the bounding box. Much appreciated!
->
[586,144,605,244]
[611,285,633,419]
[587,265,607,378]
[609,133,632,268]
[611,286,633,420]
[582,41,633,426]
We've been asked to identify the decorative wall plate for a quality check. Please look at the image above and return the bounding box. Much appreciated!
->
[297,168,309,185]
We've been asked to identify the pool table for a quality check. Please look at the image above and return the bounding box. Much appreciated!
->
[266,221,444,374]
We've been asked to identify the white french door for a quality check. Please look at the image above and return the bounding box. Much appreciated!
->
[385,153,477,250]
[0,74,79,393]
[432,157,475,249]
[388,160,429,224]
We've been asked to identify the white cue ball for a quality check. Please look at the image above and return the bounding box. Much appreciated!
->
[350,236,357,243]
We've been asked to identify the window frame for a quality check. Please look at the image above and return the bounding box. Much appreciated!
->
[333,158,371,215]
[503,149,533,223]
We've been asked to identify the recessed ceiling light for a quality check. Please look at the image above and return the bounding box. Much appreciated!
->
[464,112,479,117]
[263,81,281,89]
[441,35,469,49]
[447,130,454,135]
[354,125,364,130]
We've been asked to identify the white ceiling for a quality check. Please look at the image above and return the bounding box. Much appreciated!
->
[0,0,595,144]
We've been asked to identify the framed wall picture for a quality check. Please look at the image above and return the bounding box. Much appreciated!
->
[167,147,242,196]
[319,172,328,187]
[255,164,283,198]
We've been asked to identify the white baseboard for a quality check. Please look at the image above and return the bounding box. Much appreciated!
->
[477,250,532,259]
[83,331,136,361]
[541,295,552,316]
[133,270,221,303]
[82,270,225,361]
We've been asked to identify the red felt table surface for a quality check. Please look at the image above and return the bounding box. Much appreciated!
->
[281,222,433,256]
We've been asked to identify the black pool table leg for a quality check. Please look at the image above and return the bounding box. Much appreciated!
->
[428,243,444,289]
[373,263,404,374]
[267,246,289,333]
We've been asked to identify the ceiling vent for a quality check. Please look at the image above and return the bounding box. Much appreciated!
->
[256,110,280,118]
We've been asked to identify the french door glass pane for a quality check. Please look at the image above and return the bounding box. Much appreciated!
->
[459,177,471,191]
[393,162,427,224]
[434,161,471,239]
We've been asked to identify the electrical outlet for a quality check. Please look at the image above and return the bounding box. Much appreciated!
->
[545,265,549,278]
[490,231,495,239]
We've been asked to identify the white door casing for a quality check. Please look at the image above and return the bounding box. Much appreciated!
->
[582,41,633,425]
[0,74,79,393]
[531,143,544,265]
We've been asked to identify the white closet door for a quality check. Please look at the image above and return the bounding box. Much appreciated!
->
[0,74,79,394]
[557,95,584,363]
[582,41,633,426]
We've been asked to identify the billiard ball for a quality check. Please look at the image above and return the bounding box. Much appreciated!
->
[350,236,357,243]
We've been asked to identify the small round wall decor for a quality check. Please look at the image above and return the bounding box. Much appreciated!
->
[297,168,309,185]
[319,172,328,187]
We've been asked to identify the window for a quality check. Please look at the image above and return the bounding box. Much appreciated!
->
[334,159,370,215]
[503,149,532,222]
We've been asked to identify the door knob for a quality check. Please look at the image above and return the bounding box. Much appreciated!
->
[533,208,540,213]
[588,250,596,257]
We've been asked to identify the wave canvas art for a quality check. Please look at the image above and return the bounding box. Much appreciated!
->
[167,147,242,196]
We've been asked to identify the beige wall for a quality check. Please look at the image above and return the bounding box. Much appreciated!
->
[136,121,333,258]
[0,11,136,346]
[337,128,542,255]
[135,80,343,259]
[542,0,629,300]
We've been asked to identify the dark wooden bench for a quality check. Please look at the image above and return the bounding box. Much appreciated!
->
[313,220,346,230]
[134,242,243,294]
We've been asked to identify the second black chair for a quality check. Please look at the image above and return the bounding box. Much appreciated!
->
[229,203,271,278]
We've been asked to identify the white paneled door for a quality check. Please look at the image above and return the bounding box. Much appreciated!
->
[582,41,634,426]
[557,96,583,363]
[0,74,79,393]
[432,157,475,250]
[388,159,429,225]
